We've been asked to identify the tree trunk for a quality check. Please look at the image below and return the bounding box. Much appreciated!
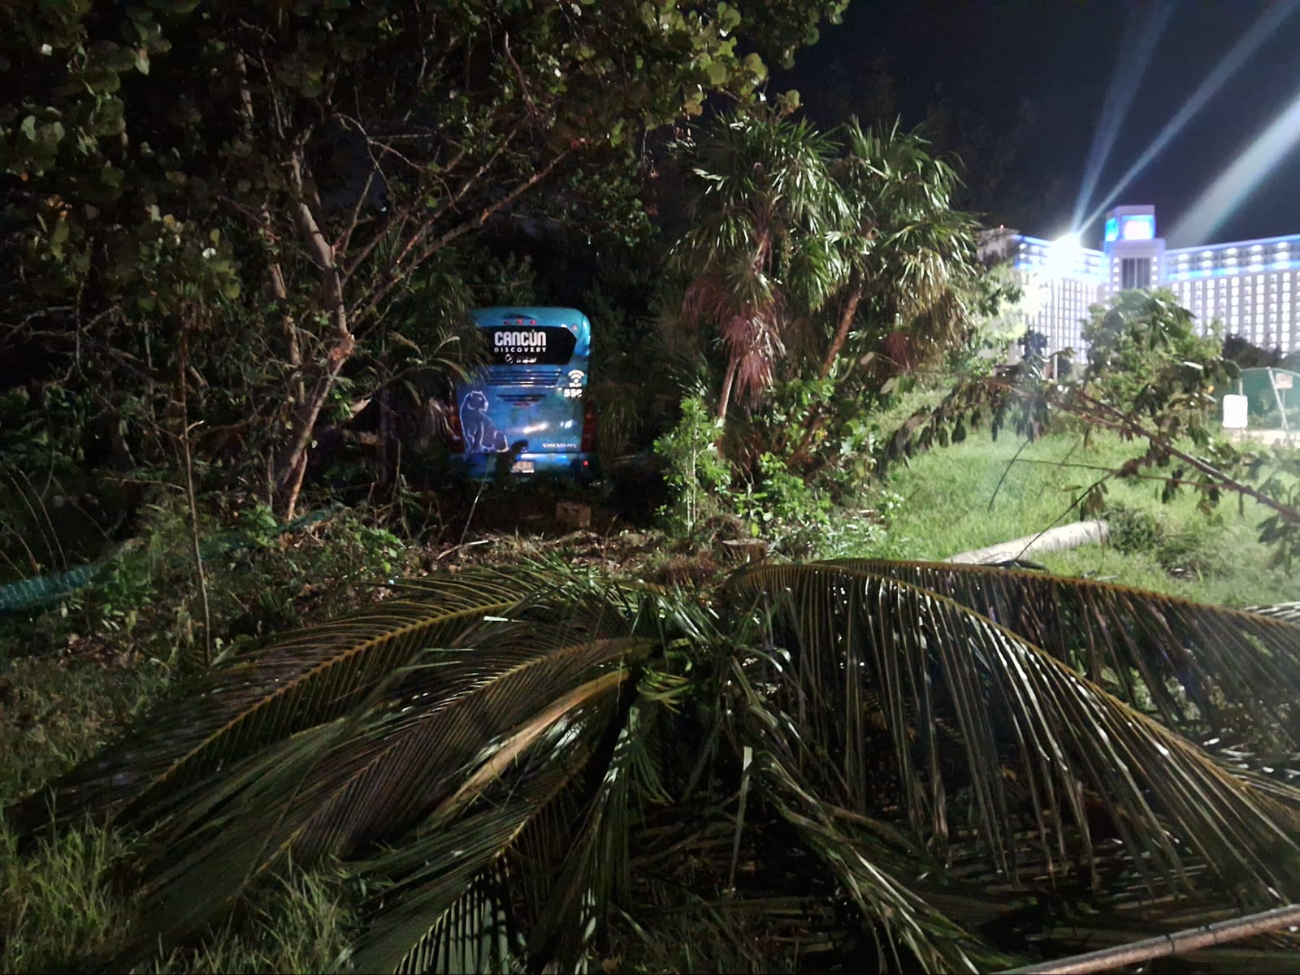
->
[717,357,738,423]
[945,520,1110,565]
[273,150,356,519]
[783,275,866,471]
[236,52,305,505]
[818,271,864,380]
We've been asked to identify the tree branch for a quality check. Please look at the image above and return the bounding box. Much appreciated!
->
[1066,390,1300,524]
[1000,903,1300,974]
[354,145,571,327]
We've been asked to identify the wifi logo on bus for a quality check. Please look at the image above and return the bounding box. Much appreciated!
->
[562,369,585,398]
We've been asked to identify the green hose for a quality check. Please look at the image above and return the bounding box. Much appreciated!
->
[0,506,341,616]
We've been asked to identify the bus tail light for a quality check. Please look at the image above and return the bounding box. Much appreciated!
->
[580,405,597,453]
[448,408,465,453]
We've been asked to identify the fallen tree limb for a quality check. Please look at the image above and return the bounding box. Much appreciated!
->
[946,520,1109,565]
[999,902,1300,974]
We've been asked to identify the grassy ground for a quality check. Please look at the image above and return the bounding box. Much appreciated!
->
[860,428,1296,607]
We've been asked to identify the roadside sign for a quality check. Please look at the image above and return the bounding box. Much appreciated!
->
[1222,394,1248,429]
[1274,372,1294,390]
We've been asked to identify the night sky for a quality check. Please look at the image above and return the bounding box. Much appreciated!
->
[780,0,1300,248]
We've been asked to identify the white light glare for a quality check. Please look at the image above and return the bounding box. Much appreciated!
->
[1072,3,1172,229]
[1081,0,1300,231]
[1044,232,1084,278]
[1171,82,1300,245]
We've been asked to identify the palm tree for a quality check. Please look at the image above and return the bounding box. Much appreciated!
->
[816,119,980,381]
[672,111,849,421]
[9,560,1300,972]
[782,123,983,472]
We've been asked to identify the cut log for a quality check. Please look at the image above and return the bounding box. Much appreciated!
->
[556,501,592,531]
[946,520,1109,565]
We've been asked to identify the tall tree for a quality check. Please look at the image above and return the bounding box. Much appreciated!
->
[671,112,981,475]
[778,120,982,475]
[816,119,979,382]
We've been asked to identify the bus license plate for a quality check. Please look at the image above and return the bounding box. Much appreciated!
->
[511,460,535,474]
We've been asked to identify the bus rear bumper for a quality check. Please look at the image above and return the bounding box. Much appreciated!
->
[454,451,599,481]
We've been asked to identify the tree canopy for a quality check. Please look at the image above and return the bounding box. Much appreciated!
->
[2,0,847,514]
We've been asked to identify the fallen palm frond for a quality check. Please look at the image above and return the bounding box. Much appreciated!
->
[7,560,1300,972]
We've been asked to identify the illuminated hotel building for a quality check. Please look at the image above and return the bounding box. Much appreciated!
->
[981,205,1300,355]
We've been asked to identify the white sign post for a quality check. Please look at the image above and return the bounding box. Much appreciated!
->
[1222,394,1248,433]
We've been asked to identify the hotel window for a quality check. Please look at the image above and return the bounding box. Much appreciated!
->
[1120,258,1152,290]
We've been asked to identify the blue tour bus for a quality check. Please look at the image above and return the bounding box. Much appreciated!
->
[450,307,597,478]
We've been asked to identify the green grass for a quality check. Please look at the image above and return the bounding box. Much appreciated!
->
[858,429,1296,607]
[0,650,357,974]
[0,503,409,974]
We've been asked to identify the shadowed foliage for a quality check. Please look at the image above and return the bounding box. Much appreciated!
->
[8,560,1300,972]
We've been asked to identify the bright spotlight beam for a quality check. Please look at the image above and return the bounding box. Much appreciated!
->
[1082,0,1300,231]
[1071,3,1172,230]
[1170,81,1300,245]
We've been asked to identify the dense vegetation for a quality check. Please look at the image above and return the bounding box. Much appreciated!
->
[5,2,1300,973]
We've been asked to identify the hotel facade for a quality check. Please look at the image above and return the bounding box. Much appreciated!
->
[980,206,1300,356]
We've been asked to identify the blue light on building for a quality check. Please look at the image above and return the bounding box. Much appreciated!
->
[1119,214,1156,241]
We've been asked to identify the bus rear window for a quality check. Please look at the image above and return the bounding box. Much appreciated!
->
[485,325,577,366]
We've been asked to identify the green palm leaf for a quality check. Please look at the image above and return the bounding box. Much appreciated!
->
[344,693,617,975]
[350,681,678,975]
[757,753,1006,973]
[129,653,642,951]
[8,567,552,838]
[12,559,1300,973]
[727,561,1300,899]
[95,578,653,960]
[823,559,1300,751]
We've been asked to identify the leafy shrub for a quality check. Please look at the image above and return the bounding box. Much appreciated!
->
[653,396,732,538]
[731,453,889,559]
[1082,289,1225,412]
[2,500,410,671]
[1104,503,1226,579]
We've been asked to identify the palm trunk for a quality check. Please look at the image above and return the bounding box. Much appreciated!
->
[945,521,1110,565]
[786,275,865,470]
[818,271,863,380]
[717,357,738,423]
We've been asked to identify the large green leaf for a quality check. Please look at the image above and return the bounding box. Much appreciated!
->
[13,559,1300,973]
[348,683,675,975]
[127,651,642,952]
[727,561,1300,900]
[7,567,548,837]
[822,559,1300,752]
